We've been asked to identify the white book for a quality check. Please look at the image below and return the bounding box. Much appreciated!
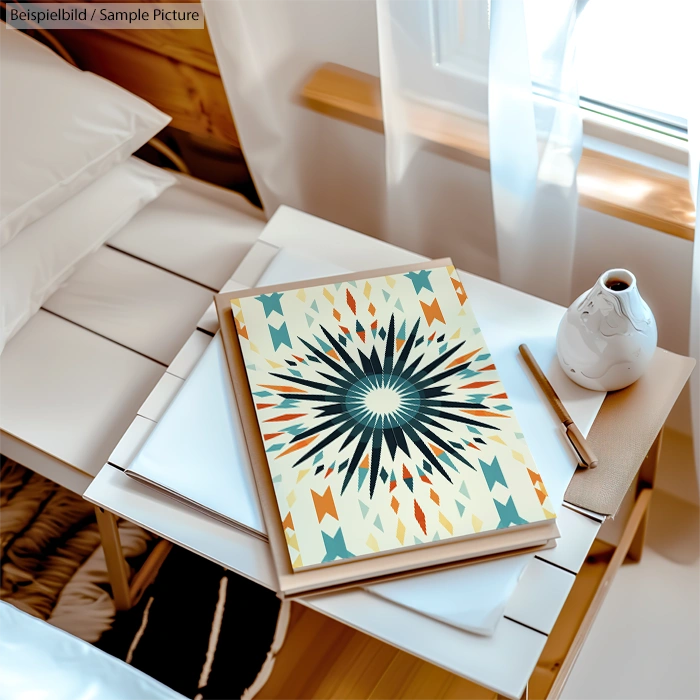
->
[126,249,349,540]
[126,334,267,538]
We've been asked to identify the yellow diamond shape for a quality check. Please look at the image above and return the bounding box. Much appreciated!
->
[231,298,241,308]
[472,514,483,532]
[285,531,299,550]
[512,450,525,464]
[488,435,507,446]
[296,469,310,483]
[364,281,372,299]
[296,288,306,301]
[323,288,334,304]
[438,511,453,535]
[292,554,303,569]
[396,518,406,545]
[286,490,296,507]
[385,276,396,288]
[450,328,461,340]
[366,534,379,552]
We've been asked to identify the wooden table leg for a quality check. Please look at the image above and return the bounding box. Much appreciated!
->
[626,429,663,563]
[129,539,172,607]
[95,506,131,611]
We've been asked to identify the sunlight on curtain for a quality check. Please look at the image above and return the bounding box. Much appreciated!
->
[489,0,581,303]
[376,0,581,304]
[374,0,498,278]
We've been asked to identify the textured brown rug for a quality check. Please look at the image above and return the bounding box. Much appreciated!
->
[1,456,282,698]
[1,456,155,639]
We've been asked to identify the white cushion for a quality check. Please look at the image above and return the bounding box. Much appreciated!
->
[0,27,171,247]
[0,158,176,354]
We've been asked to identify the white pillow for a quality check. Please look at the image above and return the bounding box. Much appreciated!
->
[0,158,176,354]
[0,27,171,247]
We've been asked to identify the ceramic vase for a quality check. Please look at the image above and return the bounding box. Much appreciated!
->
[556,269,657,391]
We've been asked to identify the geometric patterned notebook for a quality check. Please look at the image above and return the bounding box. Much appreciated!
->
[230,262,555,571]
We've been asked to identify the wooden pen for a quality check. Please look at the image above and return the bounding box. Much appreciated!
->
[519,344,598,469]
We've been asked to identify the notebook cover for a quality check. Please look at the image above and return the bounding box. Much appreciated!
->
[565,347,695,516]
[216,259,559,596]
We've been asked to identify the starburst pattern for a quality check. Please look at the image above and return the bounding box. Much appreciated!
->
[234,265,554,569]
[267,316,501,498]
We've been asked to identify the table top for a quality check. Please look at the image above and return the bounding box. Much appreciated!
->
[85,206,606,699]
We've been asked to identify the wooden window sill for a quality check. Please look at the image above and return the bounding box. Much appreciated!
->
[302,63,695,242]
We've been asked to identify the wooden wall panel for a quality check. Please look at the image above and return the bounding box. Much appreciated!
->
[52,28,239,147]
[48,0,221,74]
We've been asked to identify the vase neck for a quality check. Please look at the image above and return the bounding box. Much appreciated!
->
[587,268,651,332]
[597,268,637,297]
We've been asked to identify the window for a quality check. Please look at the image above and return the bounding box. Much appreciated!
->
[575,0,697,140]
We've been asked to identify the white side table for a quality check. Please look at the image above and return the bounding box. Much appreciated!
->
[85,207,668,699]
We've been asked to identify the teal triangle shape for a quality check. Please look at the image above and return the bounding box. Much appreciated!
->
[310,300,319,312]
[306,313,314,327]
[382,290,391,302]
[373,514,384,532]
[395,299,404,312]
[432,531,441,541]
[459,481,470,499]
[359,501,369,519]
[455,500,466,516]
[460,368,479,378]
[357,468,368,490]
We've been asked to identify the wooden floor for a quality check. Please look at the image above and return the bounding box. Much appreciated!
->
[256,543,614,700]
[257,604,492,699]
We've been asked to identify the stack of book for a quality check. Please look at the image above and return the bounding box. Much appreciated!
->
[129,258,559,598]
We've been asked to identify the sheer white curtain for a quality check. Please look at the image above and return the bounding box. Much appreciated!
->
[205,0,582,304]
[376,0,581,304]
[202,0,384,236]
[689,122,699,487]
[684,2,700,491]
